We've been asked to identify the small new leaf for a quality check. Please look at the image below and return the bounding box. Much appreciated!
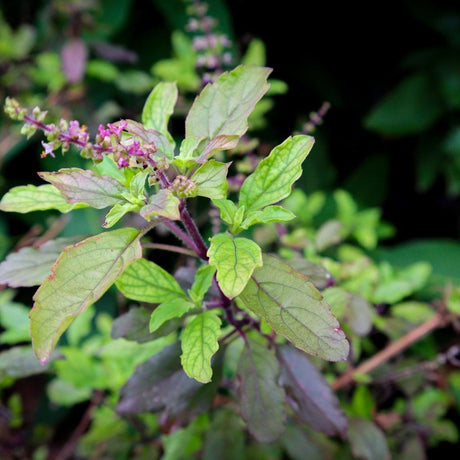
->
[140,189,181,221]
[191,160,229,200]
[239,135,314,213]
[150,299,195,332]
[238,254,349,361]
[116,258,187,303]
[181,311,221,383]
[207,233,262,299]
[188,264,216,305]
[30,228,142,363]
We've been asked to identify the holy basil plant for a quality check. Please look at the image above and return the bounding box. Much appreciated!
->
[1,65,349,442]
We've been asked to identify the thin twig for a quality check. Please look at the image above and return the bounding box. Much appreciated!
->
[143,242,197,257]
[332,312,452,391]
[53,391,104,460]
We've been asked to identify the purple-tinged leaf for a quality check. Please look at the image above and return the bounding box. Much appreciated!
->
[111,306,180,343]
[61,38,88,83]
[186,65,271,141]
[237,337,286,443]
[0,237,82,287]
[348,417,391,460]
[286,258,335,289]
[238,255,349,361]
[118,342,221,420]
[0,346,60,379]
[39,168,128,209]
[280,425,337,460]
[203,409,246,460]
[277,344,348,436]
[30,228,142,363]
[140,189,180,221]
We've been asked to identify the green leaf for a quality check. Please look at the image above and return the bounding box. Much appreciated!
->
[372,262,432,304]
[364,73,444,136]
[185,65,271,140]
[0,237,81,287]
[212,198,244,231]
[238,255,349,361]
[240,205,295,229]
[0,298,30,345]
[116,258,187,304]
[0,184,84,213]
[239,135,314,213]
[103,202,138,228]
[191,160,229,199]
[30,228,142,363]
[348,417,391,460]
[207,233,262,299]
[150,298,195,332]
[181,311,222,383]
[188,264,216,305]
[237,336,286,443]
[39,168,129,209]
[140,189,181,221]
[142,81,178,146]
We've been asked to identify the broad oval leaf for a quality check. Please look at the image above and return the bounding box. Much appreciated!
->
[181,311,222,383]
[277,344,348,436]
[238,254,349,361]
[0,184,84,213]
[237,336,286,443]
[39,168,128,209]
[0,237,81,287]
[118,342,221,417]
[207,233,263,299]
[30,228,142,363]
[239,135,314,213]
[185,65,271,140]
[116,258,187,303]
[348,417,391,460]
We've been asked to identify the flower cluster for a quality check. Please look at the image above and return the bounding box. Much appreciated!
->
[186,0,233,84]
[4,97,159,170]
[170,174,197,198]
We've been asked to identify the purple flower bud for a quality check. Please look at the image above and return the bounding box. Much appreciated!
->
[41,141,56,158]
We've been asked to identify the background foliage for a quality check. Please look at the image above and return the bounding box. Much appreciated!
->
[0,0,459,459]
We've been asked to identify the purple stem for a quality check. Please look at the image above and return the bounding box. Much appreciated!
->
[162,220,201,256]
[179,200,209,260]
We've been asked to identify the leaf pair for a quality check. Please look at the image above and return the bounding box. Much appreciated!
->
[237,337,347,443]
[116,259,220,383]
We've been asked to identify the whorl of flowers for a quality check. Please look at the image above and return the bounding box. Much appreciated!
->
[186,0,233,84]
[4,97,161,171]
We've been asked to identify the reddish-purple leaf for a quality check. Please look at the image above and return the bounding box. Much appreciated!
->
[277,344,348,436]
[237,337,286,443]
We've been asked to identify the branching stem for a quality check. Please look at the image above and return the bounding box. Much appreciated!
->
[332,311,453,391]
